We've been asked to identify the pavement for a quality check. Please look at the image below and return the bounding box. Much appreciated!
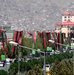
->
[0,63,10,72]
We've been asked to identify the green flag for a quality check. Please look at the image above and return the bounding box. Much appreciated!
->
[32,43,35,48]
[47,47,52,51]
[19,52,22,57]
[32,50,36,54]
[37,49,41,52]
[1,55,6,61]
[36,31,38,37]
[8,44,12,51]
[66,44,69,49]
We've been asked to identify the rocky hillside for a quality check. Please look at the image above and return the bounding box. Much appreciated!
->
[0,0,74,31]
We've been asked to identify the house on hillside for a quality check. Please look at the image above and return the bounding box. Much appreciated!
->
[55,11,74,38]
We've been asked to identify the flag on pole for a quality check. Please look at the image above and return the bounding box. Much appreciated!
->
[57,32,60,49]
[33,31,37,44]
[66,44,69,50]
[68,33,71,45]
[46,32,51,46]
[51,31,55,40]
[37,48,41,53]
[42,31,47,49]
[47,47,52,51]
[1,55,6,61]
[63,33,66,43]
[12,31,24,53]
[32,43,35,49]
[32,49,36,55]
[38,31,41,38]
[12,31,17,53]
[19,52,22,58]
[18,31,23,45]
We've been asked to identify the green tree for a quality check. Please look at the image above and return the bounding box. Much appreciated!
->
[8,63,18,75]
[0,70,8,75]
[35,37,43,50]
[51,59,73,75]
[26,64,43,75]
[22,38,33,55]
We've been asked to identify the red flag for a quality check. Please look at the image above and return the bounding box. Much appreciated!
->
[33,31,37,44]
[55,33,58,49]
[61,33,65,44]
[12,31,23,53]
[38,31,41,38]
[47,32,51,46]
[2,41,9,52]
[12,31,17,53]
[42,32,47,49]
[0,30,9,52]
[18,31,23,45]
[57,33,60,48]
[0,30,2,33]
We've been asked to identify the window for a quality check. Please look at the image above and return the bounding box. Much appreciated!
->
[68,16,70,18]
[64,19,66,21]
[64,16,66,18]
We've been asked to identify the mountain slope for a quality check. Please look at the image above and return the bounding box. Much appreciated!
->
[0,0,74,31]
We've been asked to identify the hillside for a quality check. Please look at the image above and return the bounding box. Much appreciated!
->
[0,0,74,31]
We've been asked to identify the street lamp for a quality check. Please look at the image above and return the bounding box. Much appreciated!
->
[9,41,20,74]
[49,40,67,47]
[9,41,46,75]
[49,39,74,75]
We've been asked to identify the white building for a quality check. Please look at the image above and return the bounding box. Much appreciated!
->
[55,11,74,37]
[62,11,74,23]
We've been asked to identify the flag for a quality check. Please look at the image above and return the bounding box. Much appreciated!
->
[0,30,8,52]
[12,31,17,53]
[51,31,55,40]
[32,49,36,55]
[57,32,60,48]
[19,52,22,58]
[0,29,2,33]
[68,33,71,45]
[61,33,63,44]
[32,43,35,48]
[18,31,23,45]
[2,39,8,52]
[36,31,38,37]
[63,33,66,43]
[37,49,41,53]
[46,32,51,46]
[47,47,52,51]
[51,31,57,40]
[38,31,41,38]
[60,32,64,49]
[1,55,6,61]
[66,44,69,49]
[42,31,47,49]
[33,31,37,44]
[12,31,24,53]
[8,44,12,51]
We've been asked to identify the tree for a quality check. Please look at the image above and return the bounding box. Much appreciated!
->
[35,37,43,50]
[26,64,43,75]
[51,59,73,75]
[0,70,8,75]
[8,63,18,75]
[22,38,33,56]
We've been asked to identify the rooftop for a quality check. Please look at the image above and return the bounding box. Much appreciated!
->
[62,11,74,16]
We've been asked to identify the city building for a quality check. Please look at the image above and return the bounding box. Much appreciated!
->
[55,11,74,37]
